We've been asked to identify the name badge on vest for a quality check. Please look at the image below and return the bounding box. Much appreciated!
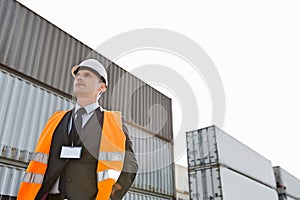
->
[60,146,82,159]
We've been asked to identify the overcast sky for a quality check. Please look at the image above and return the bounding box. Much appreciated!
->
[17,0,300,179]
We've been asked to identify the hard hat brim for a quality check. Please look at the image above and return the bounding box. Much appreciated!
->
[71,65,79,77]
[71,65,108,86]
[71,59,108,86]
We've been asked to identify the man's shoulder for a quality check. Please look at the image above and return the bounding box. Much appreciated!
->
[48,110,71,121]
[103,110,123,119]
[53,109,71,115]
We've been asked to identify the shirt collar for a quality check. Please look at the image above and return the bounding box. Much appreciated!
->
[99,106,105,112]
[75,102,100,114]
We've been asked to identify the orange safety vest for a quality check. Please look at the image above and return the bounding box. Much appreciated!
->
[17,110,126,200]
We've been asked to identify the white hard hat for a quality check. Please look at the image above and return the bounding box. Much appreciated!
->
[71,59,108,86]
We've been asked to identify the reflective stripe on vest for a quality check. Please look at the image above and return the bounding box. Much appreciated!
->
[98,152,125,161]
[97,169,121,182]
[17,111,68,200]
[21,152,48,185]
[23,172,44,184]
[31,152,48,164]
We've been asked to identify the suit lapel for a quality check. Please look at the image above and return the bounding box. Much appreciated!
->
[61,109,73,145]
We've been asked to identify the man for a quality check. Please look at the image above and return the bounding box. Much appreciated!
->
[17,59,138,200]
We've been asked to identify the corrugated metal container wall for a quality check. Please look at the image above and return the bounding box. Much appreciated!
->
[0,67,174,198]
[0,165,24,198]
[128,125,174,196]
[0,0,175,198]
[124,191,172,200]
[188,167,221,200]
[0,0,173,140]
[175,165,189,200]
[102,64,173,140]
[273,166,300,200]
[220,167,278,200]
[186,125,277,189]
[188,166,278,200]
[0,69,74,162]
[0,186,174,200]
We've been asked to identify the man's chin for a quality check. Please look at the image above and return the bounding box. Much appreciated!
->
[73,90,88,97]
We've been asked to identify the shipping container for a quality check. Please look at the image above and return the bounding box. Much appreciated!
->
[0,0,173,140]
[0,0,176,199]
[128,125,174,196]
[0,69,175,198]
[0,164,24,198]
[186,125,277,188]
[273,166,300,200]
[124,190,173,200]
[188,166,278,200]
[286,197,299,200]
[0,124,175,198]
[0,163,173,200]
[0,69,74,160]
[175,165,189,200]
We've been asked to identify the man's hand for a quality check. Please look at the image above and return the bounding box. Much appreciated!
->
[110,183,122,200]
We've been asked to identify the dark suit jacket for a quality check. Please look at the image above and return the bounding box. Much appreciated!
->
[35,108,138,200]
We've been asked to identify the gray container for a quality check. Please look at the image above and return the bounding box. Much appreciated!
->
[0,70,175,197]
[0,122,175,198]
[188,166,278,200]
[186,125,277,188]
[0,69,74,156]
[128,125,174,196]
[0,0,173,140]
[0,0,176,198]
[0,164,24,197]
[124,190,172,200]
[273,166,300,200]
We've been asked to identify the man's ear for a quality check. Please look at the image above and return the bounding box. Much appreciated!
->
[98,82,107,93]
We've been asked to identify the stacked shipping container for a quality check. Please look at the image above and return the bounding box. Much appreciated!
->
[0,0,175,199]
[273,166,300,200]
[186,125,279,200]
[175,165,189,200]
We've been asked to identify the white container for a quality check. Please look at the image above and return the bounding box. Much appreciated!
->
[186,126,277,188]
[273,166,300,200]
[189,166,278,200]
[287,197,298,200]
[175,165,189,200]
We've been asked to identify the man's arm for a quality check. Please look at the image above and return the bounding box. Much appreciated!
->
[110,121,138,200]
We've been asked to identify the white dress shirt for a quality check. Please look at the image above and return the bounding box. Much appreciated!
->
[68,102,103,132]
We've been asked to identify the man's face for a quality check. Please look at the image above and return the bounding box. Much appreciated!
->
[73,69,102,99]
